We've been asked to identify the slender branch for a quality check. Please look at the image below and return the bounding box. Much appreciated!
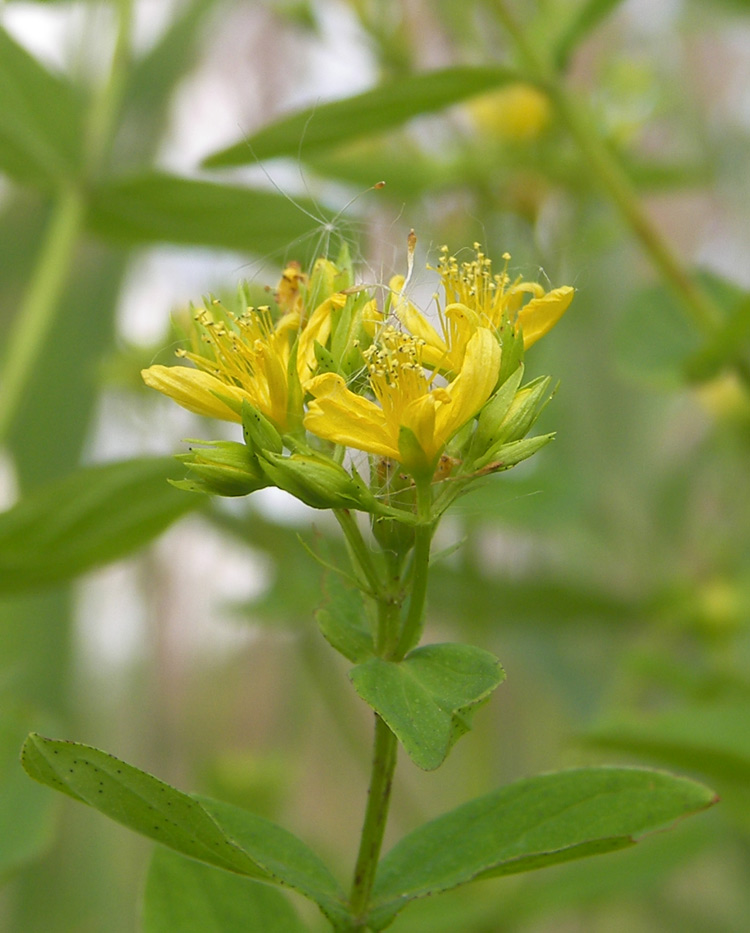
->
[335,509,383,597]
[0,0,134,445]
[0,188,86,443]
[493,0,724,338]
[392,481,434,659]
[347,715,399,927]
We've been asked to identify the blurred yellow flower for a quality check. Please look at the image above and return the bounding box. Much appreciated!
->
[469,83,551,142]
[303,325,500,471]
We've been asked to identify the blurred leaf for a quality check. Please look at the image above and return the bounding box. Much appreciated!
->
[615,272,746,387]
[584,699,750,784]
[350,644,504,771]
[0,27,85,187]
[555,0,628,69]
[685,294,750,381]
[0,708,58,878]
[0,457,198,593]
[143,846,307,933]
[21,735,348,924]
[368,767,717,930]
[316,575,374,663]
[203,66,518,167]
[87,172,333,259]
[118,0,219,167]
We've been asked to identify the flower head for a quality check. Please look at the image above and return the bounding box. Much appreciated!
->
[435,244,573,349]
[388,245,572,380]
[304,324,500,473]
[142,263,349,432]
[142,303,295,429]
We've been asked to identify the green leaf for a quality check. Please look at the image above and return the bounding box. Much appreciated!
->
[554,0,628,70]
[350,643,504,770]
[197,796,349,926]
[583,699,750,784]
[684,294,750,381]
[0,457,198,594]
[203,66,518,167]
[87,172,334,259]
[0,27,85,187]
[21,735,348,925]
[316,575,375,663]
[615,282,702,388]
[21,734,263,875]
[368,767,717,930]
[615,272,745,387]
[0,709,58,878]
[143,846,307,933]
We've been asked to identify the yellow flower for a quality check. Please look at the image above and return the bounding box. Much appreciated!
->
[468,83,551,142]
[303,325,500,472]
[142,303,296,429]
[388,246,572,379]
[438,244,572,347]
[142,260,350,430]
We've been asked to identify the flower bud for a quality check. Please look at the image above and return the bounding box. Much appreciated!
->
[473,375,551,458]
[474,433,554,473]
[259,451,379,512]
[469,366,525,459]
[175,441,269,497]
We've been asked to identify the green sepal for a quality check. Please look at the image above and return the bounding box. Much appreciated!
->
[468,364,525,460]
[176,441,269,497]
[497,317,525,386]
[241,401,283,454]
[473,375,551,460]
[473,432,555,473]
[313,339,339,375]
[397,425,433,480]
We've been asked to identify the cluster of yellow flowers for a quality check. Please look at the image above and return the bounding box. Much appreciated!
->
[142,242,573,514]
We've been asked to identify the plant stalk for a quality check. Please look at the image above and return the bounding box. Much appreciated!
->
[347,714,399,928]
[0,0,134,446]
[492,0,724,338]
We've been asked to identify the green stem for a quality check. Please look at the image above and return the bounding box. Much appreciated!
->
[493,1,723,337]
[0,187,86,444]
[347,714,399,927]
[392,481,434,659]
[335,509,383,597]
[0,0,134,446]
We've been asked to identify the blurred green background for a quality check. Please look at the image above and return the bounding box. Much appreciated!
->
[1,0,749,930]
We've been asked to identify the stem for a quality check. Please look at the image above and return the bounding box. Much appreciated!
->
[0,187,86,443]
[493,1,723,337]
[348,715,399,927]
[335,509,383,596]
[392,481,434,659]
[0,0,134,445]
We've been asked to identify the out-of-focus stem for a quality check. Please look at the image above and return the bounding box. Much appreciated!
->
[492,0,724,338]
[0,0,134,445]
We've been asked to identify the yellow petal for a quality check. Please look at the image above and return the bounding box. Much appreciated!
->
[402,393,438,461]
[141,365,245,422]
[304,373,398,458]
[434,327,501,443]
[517,285,574,348]
[296,294,344,384]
